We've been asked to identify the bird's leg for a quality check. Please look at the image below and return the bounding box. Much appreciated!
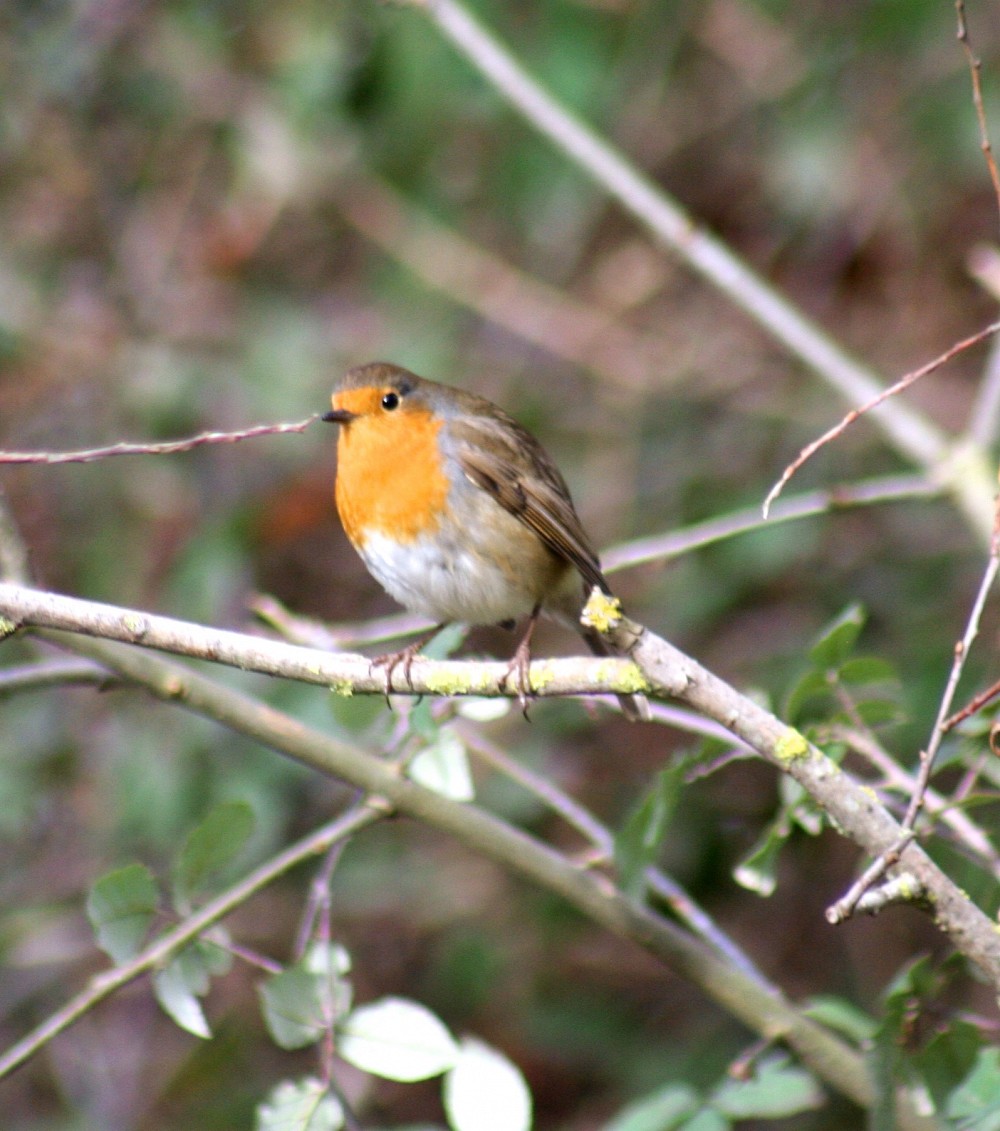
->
[502,604,542,718]
[371,624,445,703]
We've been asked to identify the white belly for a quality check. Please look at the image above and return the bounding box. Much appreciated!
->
[356,530,543,625]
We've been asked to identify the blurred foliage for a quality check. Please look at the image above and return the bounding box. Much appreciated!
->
[2,0,1000,1127]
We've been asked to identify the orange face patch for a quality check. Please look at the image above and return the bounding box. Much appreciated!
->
[332,390,449,547]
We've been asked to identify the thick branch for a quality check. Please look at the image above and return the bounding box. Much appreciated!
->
[0,584,649,703]
[624,624,1000,983]
[2,582,998,987]
[18,629,901,1119]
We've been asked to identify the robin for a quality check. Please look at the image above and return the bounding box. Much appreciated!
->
[322,362,649,721]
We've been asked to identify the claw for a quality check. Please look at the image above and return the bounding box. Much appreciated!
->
[370,624,444,705]
[499,603,541,720]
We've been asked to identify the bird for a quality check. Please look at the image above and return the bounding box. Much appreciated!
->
[322,361,648,721]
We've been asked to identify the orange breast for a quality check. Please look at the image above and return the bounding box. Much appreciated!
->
[335,406,449,548]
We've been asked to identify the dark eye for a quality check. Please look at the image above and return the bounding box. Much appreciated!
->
[381,391,400,411]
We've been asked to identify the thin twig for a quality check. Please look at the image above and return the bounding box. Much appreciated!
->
[762,320,1000,517]
[0,658,116,697]
[459,724,771,986]
[831,724,999,876]
[604,472,939,573]
[956,0,1000,232]
[943,676,1000,733]
[829,498,1000,920]
[404,0,995,543]
[826,837,914,925]
[0,803,384,1080]
[900,502,1000,832]
[0,417,319,465]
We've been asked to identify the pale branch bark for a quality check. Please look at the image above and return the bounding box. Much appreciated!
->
[621,622,1000,984]
[2,581,999,990]
[0,584,647,703]
[0,803,385,1081]
[603,472,941,572]
[0,658,114,697]
[406,0,997,544]
[3,626,928,1124]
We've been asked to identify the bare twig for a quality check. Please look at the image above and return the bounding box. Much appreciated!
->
[604,472,939,573]
[4,582,1000,991]
[762,321,1000,517]
[826,840,914,925]
[461,724,770,986]
[0,803,385,1080]
[402,0,1000,547]
[943,676,1000,734]
[23,629,908,1117]
[832,724,1000,876]
[900,498,1000,833]
[0,417,319,466]
[956,0,1000,231]
[0,658,116,697]
[827,497,1000,921]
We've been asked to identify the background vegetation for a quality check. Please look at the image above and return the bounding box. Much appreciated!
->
[2,0,1000,1127]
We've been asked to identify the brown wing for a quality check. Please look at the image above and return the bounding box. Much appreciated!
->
[451,414,610,596]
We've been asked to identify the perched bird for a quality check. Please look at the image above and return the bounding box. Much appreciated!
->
[323,362,648,720]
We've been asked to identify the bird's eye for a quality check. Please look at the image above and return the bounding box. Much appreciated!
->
[381,391,400,411]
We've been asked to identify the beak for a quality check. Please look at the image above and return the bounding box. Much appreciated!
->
[323,408,356,424]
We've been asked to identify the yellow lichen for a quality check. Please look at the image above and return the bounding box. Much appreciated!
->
[424,668,492,696]
[617,662,651,695]
[580,588,623,634]
[329,679,354,697]
[529,662,556,693]
[774,727,809,764]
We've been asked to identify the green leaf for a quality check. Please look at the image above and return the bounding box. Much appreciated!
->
[854,698,904,727]
[838,657,898,685]
[870,956,938,1131]
[946,1048,1000,1129]
[173,800,255,907]
[337,996,459,1081]
[408,726,475,801]
[808,603,866,670]
[605,1084,701,1131]
[256,1077,344,1131]
[614,764,685,898]
[783,669,831,725]
[153,956,212,1039]
[803,996,877,1044]
[733,819,789,896]
[86,863,159,964]
[260,967,329,1050]
[443,1038,532,1131]
[679,1112,727,1131]
[711,1057,822,1118]
[917,1023,990,1113]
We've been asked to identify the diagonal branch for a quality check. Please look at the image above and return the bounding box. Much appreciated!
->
[10,626,914,1121]
[0,803,385,1081]
[405,0,997,543]
[2,581,999,989]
